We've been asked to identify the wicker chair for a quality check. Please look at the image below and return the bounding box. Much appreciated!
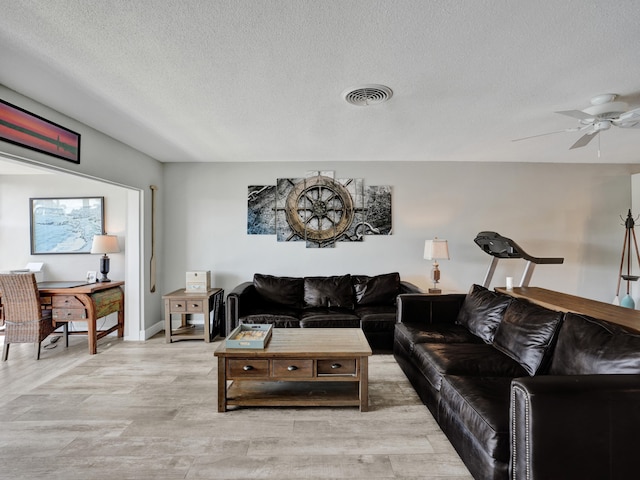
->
[0,273,57,361]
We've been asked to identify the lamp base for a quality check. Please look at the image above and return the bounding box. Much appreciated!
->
[98,255,111,282]
[428,288,442,294]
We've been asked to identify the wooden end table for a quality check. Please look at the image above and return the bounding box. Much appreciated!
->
[163,288,224,343]
[215,328,372,412]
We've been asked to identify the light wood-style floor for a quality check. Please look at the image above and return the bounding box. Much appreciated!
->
[0,333,472,480]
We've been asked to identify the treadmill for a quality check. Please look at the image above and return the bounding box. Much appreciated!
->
[473,231,564,288]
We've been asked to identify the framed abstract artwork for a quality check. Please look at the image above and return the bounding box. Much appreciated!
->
[30,197,104,254]
[0,98,81,163]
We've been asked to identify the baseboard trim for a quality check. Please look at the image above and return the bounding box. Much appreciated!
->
[144,320,164,340]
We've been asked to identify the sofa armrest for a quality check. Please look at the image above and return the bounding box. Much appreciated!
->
[399,281,422,294]
[511,375,640,480]
[397,293,465,325]
[225,282,256,335]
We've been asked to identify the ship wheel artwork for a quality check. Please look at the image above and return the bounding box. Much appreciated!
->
[285,176,355,245]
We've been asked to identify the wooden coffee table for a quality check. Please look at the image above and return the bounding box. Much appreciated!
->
[215,328,372,412]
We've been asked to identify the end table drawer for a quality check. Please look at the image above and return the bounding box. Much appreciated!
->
[317,359,356,376]
[187,300,204,313]
[169,300,187,312]
[228,359,269,378]
[272,359,313,378]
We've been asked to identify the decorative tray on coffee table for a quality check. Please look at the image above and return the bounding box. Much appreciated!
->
[225,324,273,349]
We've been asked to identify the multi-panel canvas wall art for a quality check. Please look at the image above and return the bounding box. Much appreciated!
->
[248,171,391,248]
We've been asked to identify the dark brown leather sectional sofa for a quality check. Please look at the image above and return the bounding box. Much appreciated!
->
[226,272,420,351]
[394,284,640,480]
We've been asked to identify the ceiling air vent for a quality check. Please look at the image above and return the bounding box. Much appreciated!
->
[343,84,393,106]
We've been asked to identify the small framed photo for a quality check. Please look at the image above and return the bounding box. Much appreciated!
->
[86,271,97,283]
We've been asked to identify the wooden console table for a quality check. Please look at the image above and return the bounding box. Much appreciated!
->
[496,286,640,333]
[1,281,125,355]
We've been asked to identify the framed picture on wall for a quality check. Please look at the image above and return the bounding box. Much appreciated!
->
[0,98,81,163]
[30,197,104,254]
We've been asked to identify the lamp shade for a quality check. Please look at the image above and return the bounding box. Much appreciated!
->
[424,239,450,260]
[90,235,120,254]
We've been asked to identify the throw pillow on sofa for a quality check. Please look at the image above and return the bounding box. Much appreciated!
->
[353,272,400,305]
[254,274,304,308]
[492,298,564,376]
[303,275,355,309]
[455,284,512,344]
[549,312,640,375]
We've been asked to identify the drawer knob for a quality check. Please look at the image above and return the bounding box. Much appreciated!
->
[176,303,183,307]
[243,365,253,371]
[191,304,198,307]
[331,363,342,369]
[287,365,298,371]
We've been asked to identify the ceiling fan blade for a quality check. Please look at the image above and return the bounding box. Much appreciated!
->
[512,128,579,142]
[555,110,594,121]
[569,130,599,149]
[614,107,640,127]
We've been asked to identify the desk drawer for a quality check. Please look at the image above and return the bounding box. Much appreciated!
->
[272,359,313,378]
[52,295,84,309]
[228,359,269,378]
[186,300,204,313]
[53,308,87,321]
[317,359,356,376]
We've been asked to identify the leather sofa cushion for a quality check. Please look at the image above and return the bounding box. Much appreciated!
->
[300,313,360,328]
[492,298,564,376]
[549,312,640,375]
[355,305,397,332]
[254,274,303,308]
[355,304,395,318]
[455,284,511,344]
[439,375,512,463]
[353,272,400,305]
[240,315,301,328]
[395,322,484,352]
[303,275,355,309]
[411,343,527,391]
[360,314,396,332]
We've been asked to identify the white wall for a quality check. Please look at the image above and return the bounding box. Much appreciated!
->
[0,85,165,333]
[0,174,126,281]
[164,161,634,303]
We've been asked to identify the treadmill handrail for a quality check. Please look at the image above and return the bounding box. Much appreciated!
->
[474,231,564,264]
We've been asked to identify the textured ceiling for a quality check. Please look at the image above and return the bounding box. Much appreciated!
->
[1,0,640,164]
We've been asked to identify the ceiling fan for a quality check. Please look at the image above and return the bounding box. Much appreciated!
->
[515,94,640,150]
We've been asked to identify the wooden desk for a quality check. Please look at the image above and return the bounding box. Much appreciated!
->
[495,286,640,333]
[0,281,125,355]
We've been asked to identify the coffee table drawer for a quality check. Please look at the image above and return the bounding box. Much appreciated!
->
[228,359,270,378]
[272,359,313,378]
[317,359,356,376]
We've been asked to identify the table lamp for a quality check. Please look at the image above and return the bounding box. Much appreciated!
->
[424,238,450,294]
[91,234,120,282]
